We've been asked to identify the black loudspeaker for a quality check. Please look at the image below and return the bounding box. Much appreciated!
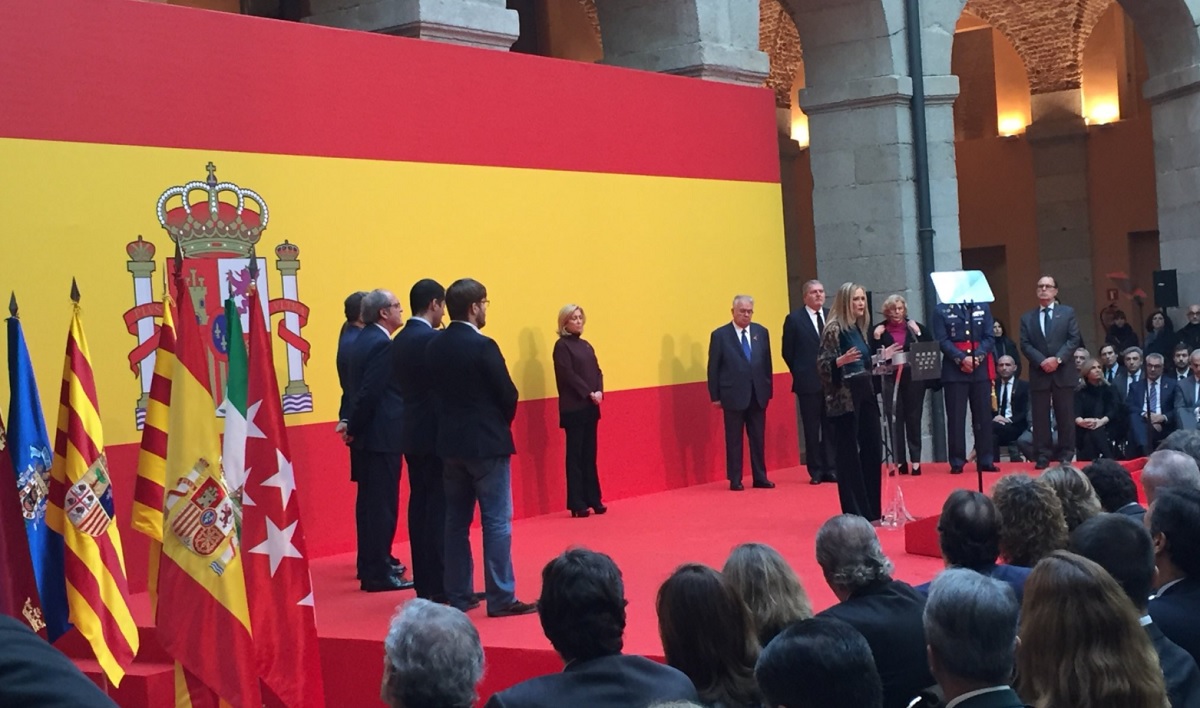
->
[1154,270,1179,309]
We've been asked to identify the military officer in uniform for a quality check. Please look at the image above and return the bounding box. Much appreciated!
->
[931,301,999,474]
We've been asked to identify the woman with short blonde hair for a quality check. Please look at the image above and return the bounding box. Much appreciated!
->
[871,294,933,476]
[552,303,606,517]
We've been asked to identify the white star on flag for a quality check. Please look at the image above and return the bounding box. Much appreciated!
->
[245,399,267,439]
[260,449,296,508]
[248,518,303,576]
[298,591,314,608]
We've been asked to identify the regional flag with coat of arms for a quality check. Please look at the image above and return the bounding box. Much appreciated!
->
[45,283,139,685]
[156,268,260,707]
[240,283,325,706]
[0,409,46,637]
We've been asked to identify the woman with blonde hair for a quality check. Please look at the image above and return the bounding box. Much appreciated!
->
[1073,357,1124,461]
[1017,551,1168,708]
[819,283,897,521]
[870,294,933,476]
[1039,464,1102,532]
[722,543,813,647]
[552,304,605,518]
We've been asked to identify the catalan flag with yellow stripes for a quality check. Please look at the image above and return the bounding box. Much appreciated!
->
[131,295,175,543]
[46,287,139,685]
[156,267,260,707]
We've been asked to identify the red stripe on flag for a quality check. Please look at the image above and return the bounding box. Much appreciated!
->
[133,478,165,512]
[148,374,172,406]
[64,335,100,413]
[62,542,135,667]
[140,425,168,459]
[65,407,102,464]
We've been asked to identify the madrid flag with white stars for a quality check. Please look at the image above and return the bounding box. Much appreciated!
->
[242,284,325,706]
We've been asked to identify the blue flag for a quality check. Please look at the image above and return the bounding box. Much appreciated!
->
[7,315,70,641]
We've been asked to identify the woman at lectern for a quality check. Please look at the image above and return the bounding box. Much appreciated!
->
[870,294,932,477]
[819,283,897,522]
[552,304,606,518]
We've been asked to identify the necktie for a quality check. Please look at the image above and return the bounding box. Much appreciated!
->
[1106,367,1113,383]
[1042,307,1051,337]
[999,382,1009,417]
[817,310,825,332]
[741,329,751,361]
[1150,381,1158,414]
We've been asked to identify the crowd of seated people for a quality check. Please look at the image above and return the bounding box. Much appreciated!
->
[379,433,1200,708]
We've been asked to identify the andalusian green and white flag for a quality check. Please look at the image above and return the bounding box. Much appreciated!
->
[222,297,251,504]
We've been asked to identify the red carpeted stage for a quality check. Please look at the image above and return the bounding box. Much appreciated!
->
[62,462,1044,706]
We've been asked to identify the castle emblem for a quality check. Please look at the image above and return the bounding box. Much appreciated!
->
[123,163,312,428]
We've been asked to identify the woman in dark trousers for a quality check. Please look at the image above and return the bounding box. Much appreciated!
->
[1074,358,1124,461]
[819,282,897,521]
[871,294,932,476]
[552,304,606,518]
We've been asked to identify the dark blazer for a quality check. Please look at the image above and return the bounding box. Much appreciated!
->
[1146,620,1200,708]
[1150,577,1200,666]
[0,615,118,707]
[1127,376,1177,429]
[1020,303,1082,391]
[1174,374,1200,431]
[915,563,1031,605]
[552,334,603,416]
[818,580,935,708]
[994,378,1030,432]
[483,654,698,708]
[426,321,519,459]
[782,307,827,394]
[346,324,403,453]
[391,318,440,456]
[707,322,773,411]
[336,325,362,421]
[1113,368,1142,399]
[1116,502,1147,522]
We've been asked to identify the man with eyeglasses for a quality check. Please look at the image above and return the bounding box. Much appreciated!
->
[345,288,415,592]
[1019,276,1082,468]
[1179,306,1200,354]
[1128,353,1177,456]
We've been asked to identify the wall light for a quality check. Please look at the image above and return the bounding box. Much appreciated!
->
[1086,103,1120,126]
[997,115,1026,137]
[791,114,810,149]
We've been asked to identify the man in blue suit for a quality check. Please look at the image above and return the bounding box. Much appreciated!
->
[707,294,774,491]
[932,301,997,474]
[346,288,413,592]
[1127,353,1176,456]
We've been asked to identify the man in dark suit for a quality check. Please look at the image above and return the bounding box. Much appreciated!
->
[391,279,447,601]
[1174,349,1200,432]
[783,280,837,484]
[1081,458,1146,521]
[1072,513,1200,708]
[708,294,774,491]
[1099,343,1121,383]
[815,515,934,708]
[0,615,119,707]
[915,490,1030,604]
[336,290,366,428]
[1114,346,1144,400]
[1148,486,1200,665]
[426,278,535,618]
[1019,276,1082,468]
[484,549,698,708]
[923,570,1026,708]
[933,301,997,474]
[992,355,1029,463]
[1127,353,1176,456]
[345,288,413,592]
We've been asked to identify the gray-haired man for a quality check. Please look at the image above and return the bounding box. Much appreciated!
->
[382,598,484,708]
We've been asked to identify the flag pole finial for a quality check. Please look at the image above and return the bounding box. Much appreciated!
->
[70,279,80,304]
[8,291,16,318]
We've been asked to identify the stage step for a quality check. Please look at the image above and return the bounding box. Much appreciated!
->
[73,658,175,706]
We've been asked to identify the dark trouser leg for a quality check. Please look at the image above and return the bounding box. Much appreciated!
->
[853,378,883,521]
[901,379,925,463]
[832,410,868,517]
[1031,389,1053,463]
[356,450,401,583]
[564,423,587,512]
[1051,385,1075,461]
[582,418,603,508]
[745,401,769,484]
[442,458,477,609]
[798,392,830,480]
[970,379,994,466]
[945,382,968,469]
[993,422,1024,460]
[406,453,445,599]
[723,407,747,483]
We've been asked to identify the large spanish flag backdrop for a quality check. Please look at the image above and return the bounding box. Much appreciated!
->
[0,0,796,589]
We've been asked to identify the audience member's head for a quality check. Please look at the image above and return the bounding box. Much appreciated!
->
[1142,448,1200,503]
[1016,551,1166,708]
[722,543,813,647]
[1145,353,1166,381]
[1069,513,1155,612]
[755,617,883,708]
[537,548,626,663]
[815,514,894,599]
[657,564,760,708]
[996,355,1016,380]
[408,279,445,317]
[382,599,484,708]
[1156,429,1200,470]
[1081,459,1140,513]
[991,474,1068,567]
[1147,486,1200,583]
[937,490,1002,572]
[1040,465,1102,531]
[445,278,487,323]
[1124,346,1144,373]
[1100,343,1118,368]
[923,569,1019,699]
[1073,347,1090,370]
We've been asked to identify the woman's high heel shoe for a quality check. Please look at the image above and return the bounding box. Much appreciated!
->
[592,505,608,515]
[910,464,922,476]
[570,509,590,518]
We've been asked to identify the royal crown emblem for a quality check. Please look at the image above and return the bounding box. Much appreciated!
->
[64,455,115,537]
[122,164,313,428]
[22,597,45,634]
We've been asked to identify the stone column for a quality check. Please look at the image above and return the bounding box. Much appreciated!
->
[595,0,769,85]
[1025,89,1098,346]
[1145,67,1200,311]
[305,0,519,50]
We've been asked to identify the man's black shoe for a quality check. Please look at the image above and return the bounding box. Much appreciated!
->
[752,480,776,489]
[730,481,745,491]
[950,466,964,475]
[361,575,415,593]
[809,478,823,485]
[978,464,1000,473]
[488,600,537,618]
[1034,459,1050,470]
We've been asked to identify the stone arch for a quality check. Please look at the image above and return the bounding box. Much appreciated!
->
[1115,0,1200,80]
